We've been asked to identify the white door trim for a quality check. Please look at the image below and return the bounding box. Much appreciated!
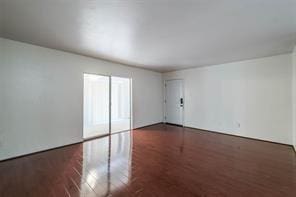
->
[164,79,184,126]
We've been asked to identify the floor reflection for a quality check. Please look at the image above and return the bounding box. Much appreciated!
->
[81,131,131,196]
[2,124,295,196]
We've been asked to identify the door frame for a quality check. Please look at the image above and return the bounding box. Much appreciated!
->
[164,79,184,127]
[83,72,133,141]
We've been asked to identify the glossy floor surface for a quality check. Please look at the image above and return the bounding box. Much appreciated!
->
[0,124,296,197]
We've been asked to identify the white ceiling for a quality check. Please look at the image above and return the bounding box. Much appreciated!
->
[1,0,296,72]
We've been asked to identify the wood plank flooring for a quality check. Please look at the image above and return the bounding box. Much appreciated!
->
[0,124,296,197]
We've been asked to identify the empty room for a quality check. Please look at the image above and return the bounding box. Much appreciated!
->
[0,0,296,196]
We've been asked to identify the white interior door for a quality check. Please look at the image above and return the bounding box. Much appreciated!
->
[165,80,183,126]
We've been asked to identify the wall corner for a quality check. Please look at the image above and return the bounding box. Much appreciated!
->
[292,46,296,151]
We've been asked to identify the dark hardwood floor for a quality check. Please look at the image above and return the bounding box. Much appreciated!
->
[0,124,296,197]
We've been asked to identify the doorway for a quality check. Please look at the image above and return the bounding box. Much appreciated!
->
[83,73,132,139]
[165,79,184,126]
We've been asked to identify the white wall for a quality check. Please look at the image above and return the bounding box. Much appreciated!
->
[164,54,292,145]
[0,38,163,160]
[292,46,296,150]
